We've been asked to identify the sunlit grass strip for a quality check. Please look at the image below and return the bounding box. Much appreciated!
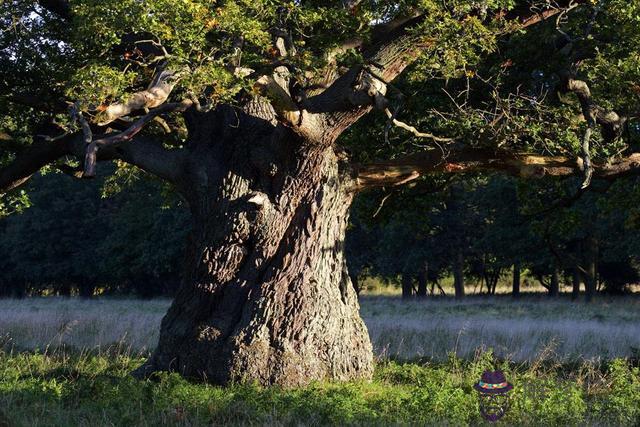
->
[0,349,638,426]
[2,296,640,364]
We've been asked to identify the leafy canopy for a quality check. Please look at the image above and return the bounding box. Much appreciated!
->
[1,0,639,204]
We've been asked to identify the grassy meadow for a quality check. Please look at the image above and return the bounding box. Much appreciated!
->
[1,294,639,425]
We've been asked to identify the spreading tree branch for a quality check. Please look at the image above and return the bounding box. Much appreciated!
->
[83,99,193,177]
[353,146,640,190]
[0,110,190,194]
[323,12,423,66]
[302,0,586,138]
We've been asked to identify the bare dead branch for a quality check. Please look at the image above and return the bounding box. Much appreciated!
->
[96,66,185,126]
[372,192,392,218]
[383,108,455,143]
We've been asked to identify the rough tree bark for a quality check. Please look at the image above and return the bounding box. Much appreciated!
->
[131,103,373,386]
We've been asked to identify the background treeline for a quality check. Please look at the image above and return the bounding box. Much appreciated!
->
[347,174,640,300]
[0,166,189,298]
[2,169,640,299]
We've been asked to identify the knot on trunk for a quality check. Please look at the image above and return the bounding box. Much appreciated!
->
[244,191,280,237]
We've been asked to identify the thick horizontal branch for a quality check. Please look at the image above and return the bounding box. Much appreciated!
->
[0,138,72,194]
[0,131,188,195]
[104,135,188,184]
[352,146,640,190]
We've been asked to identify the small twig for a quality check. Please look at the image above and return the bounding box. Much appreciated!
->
[441,88,465,113]
[372,192,392,218]
[383,108,455,143]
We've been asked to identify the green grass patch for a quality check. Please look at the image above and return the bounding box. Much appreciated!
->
[1,350,639,426]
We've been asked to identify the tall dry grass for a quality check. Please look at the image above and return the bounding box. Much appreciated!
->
[1,295,639,363]
[0,297,167,354]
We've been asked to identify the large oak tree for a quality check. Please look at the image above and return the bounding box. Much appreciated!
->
[1,0,639,386]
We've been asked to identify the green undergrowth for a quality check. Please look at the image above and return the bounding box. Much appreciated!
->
[0,349,639,426]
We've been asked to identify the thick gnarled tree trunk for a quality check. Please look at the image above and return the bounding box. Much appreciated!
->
[133,105,373,386]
